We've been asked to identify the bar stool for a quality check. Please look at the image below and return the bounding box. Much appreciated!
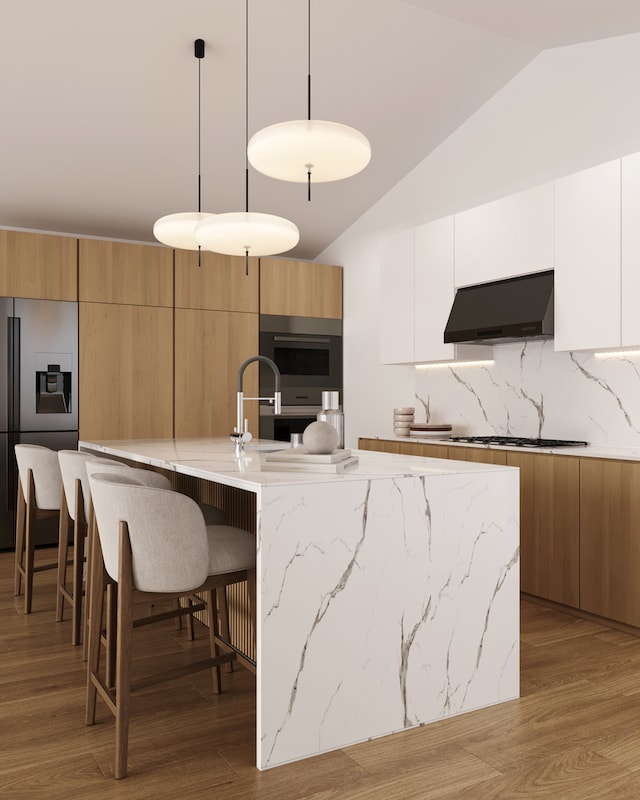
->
[86,471,256,779]
[82,459,224,672]
[56,451,124,645]
[14,444,63,614]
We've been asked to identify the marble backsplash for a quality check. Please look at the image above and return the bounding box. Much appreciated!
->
[414,340,640,447]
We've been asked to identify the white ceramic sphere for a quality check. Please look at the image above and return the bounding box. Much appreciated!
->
[303,421,339,454]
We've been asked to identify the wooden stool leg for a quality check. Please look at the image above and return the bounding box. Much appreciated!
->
[83,511,93,661]
[207,589,223,695]
[115,522,134,780]
[13,479,26,597]
[56,490,71,622]
[106,582,117,690]
[85,527,106,726]
[216,586,233,673]
[24,471,36,615]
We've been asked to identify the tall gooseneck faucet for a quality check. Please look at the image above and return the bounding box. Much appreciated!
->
[231,355,281,455]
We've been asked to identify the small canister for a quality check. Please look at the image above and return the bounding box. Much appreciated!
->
[317,390,344,448]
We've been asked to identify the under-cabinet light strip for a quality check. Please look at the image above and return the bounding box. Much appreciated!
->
[594,350,640,358]
[415,360,495,369]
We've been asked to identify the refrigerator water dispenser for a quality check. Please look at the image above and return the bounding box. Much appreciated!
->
[36,364,72,413]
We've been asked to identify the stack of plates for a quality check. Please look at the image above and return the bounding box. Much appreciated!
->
[393,407,414,436]
[409,423,452,439]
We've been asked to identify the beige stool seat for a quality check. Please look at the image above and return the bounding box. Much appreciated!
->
[86,471,256,779]
[14,444,63,614]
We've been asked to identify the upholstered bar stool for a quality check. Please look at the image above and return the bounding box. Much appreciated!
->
[82,459,225,675]
[14,444,63,614]
[56,450,124,646]
[86,472,256,779]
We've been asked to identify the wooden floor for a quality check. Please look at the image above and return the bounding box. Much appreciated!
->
[4,550,640,799]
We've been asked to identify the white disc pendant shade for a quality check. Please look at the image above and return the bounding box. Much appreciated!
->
[248,119,371,183]
[195,211,299,257]
[153,211,216,250]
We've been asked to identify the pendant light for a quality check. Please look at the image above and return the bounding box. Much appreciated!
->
[247,0,371,200]
[153,39,214,259]
[195,0,299,273]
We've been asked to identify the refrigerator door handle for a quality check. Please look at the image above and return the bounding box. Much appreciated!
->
[7,316,20,433]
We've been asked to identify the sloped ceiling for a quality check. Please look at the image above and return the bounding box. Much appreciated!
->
[2,0,640,258]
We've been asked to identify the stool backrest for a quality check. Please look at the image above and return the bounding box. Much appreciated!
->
[58,451,124,522]
[89,472,209,593]
[14,444,62,510]
[85,459,172,490]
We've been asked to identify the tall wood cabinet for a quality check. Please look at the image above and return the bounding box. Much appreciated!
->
[0,229,77,300]
[78,239,174,440]
[260,258,342,319]
[174,249,260,438]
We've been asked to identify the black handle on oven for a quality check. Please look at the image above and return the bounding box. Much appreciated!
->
[273,335,331,344]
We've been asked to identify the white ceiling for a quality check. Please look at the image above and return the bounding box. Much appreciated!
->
[3,1,640,259]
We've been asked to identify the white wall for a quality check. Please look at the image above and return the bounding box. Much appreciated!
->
[318,32,640,447]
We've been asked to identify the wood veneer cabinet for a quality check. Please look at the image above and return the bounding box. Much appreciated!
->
[580,458,640,627]
[0,229,77,300]
[174,309,259,438]
[260,258,342,319]
[358,438,401,454]
[79,302,173,440]
[79,239,173,307]
[175,250,259,312]
[448,446,507,465]
[507,452,580,607]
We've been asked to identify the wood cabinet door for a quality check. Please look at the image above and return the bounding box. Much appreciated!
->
[0,230,77,300]
[79,302,174,440]
[175,249,258,312]
[507,452,579,606]
[260,259,342,319]
[174,309,259,438]
[447,446,507,465]
[580,458,640,626]
[79,239,173,307]
[358,438,401,454]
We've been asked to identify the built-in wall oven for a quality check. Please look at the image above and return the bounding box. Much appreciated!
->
[259,314,342,441]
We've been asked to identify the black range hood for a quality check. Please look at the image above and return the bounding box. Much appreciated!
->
[444,270,554,345]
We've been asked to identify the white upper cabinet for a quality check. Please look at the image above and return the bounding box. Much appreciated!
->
[622,152,640,347]
[454,183,554,288]
[379,229,415,364]
[415,217,455,363]
[414,217,491,363]
[554,159,621,352]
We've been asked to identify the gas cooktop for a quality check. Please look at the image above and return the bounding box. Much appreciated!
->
[448,435,588,448]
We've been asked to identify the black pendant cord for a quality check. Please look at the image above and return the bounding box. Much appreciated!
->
[307,0,312,201]
[245,0,250,276]
[195,38,205,267]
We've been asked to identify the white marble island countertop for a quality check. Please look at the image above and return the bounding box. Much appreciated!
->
[80,436,515,492]
[80,435,520,770]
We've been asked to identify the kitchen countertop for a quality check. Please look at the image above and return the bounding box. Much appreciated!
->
[80,436,515,493]
[367,433,640,461]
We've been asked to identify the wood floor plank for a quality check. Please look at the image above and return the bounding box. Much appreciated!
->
[5,549,640,797]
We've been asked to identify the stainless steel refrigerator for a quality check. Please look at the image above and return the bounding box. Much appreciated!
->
[0,298,78,549]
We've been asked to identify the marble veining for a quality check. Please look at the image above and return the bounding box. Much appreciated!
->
[80,438,519,771]
[415,340,640,447]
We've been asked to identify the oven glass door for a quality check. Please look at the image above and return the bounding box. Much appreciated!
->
[259,331,342,406]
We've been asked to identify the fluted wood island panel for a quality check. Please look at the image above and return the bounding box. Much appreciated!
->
[80,437,519,770]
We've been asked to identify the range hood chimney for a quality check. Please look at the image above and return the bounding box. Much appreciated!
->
[444,270,554,345]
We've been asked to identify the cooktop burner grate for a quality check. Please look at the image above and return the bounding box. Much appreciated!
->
[448,435,588,448]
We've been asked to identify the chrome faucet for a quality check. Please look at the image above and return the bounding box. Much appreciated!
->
[231,355,281,455]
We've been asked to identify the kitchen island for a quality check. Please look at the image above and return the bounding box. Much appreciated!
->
[80,437,520,770]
